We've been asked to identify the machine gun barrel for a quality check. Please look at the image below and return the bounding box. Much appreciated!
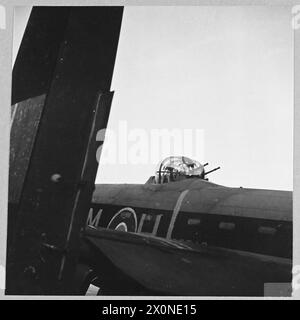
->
[204,166,220,175]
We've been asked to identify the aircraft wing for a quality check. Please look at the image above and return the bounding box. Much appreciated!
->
[83,226,292,296]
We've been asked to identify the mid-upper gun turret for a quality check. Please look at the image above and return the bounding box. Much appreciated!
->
[149,156,220,184]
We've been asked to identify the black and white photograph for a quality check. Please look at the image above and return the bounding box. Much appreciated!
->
[0,2,299,300]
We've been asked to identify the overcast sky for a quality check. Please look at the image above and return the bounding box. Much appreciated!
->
[14,6,293,190]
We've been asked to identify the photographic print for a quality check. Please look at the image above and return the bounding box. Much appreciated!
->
[3,4,295,298]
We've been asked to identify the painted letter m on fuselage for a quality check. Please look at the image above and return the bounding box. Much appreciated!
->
[86,208,102,227]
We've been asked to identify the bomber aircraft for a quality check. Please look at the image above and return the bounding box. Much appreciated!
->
[76,156,292,296]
